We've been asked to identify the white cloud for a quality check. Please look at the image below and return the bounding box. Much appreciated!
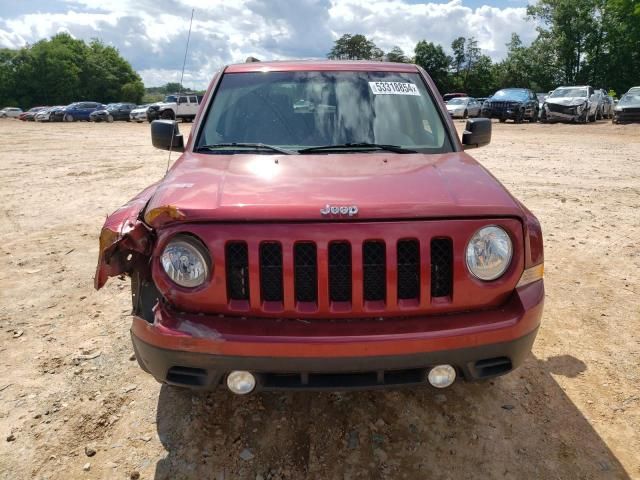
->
[0,0,535,88]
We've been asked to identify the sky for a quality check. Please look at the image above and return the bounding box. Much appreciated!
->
[0,0,537,89]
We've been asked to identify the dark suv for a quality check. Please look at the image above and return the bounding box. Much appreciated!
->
[482,88,539,123]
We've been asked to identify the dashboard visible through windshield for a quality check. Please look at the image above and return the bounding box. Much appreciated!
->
[196,71,452,154]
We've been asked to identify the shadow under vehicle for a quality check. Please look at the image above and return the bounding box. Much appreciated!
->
[151,354,631,479]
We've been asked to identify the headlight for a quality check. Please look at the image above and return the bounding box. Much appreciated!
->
[160,235,210,288]
[465,226,513,281]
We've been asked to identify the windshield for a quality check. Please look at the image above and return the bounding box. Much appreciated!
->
[197,71,451,153]
[492,89,528,101]
[447,98,467,105]
[164,95,177,103]
[619,94,640,106]
[550,87,588,98]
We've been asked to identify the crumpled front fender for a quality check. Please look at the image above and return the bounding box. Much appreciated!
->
[94,184,158,290]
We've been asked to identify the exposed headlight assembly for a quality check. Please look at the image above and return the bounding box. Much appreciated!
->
[466,226,513,281]
[161,235,210,288]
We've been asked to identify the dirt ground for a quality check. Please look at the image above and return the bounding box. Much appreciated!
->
[0,117,638,480]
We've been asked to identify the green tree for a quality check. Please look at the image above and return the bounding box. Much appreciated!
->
[0,33,144,108]
[413,40,451,93]
[121,80,145,103]
[385,46,408,63]
[527,0,598,84]
[451,37,466,76]
[328,34,381,60]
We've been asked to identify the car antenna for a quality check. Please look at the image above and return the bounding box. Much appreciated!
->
[166,8,195,174]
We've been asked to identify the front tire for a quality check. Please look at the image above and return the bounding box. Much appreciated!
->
[514,109,525,124]
[64,114,74,122]
[107,114,114,123]
[161,110,175,120]
[499,118,506,123]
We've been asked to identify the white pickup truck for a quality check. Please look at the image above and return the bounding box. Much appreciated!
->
[147,93,203,122]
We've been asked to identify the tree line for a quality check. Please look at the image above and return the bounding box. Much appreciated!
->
[328,0,640,97]
[0,33,145,108]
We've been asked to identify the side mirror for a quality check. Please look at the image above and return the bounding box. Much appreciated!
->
[462,118,491,149]
[151,120,184,152]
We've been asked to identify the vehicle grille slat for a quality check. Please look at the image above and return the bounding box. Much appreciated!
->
[259,242,284,302]
[294,243,317,303]
[328,242,352,302]
[363,241,386,301]
[431,238,453,298]
[226,242,249,300]
[397,240,420,300]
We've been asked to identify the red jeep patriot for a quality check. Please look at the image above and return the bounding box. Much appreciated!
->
[95,60,544,394]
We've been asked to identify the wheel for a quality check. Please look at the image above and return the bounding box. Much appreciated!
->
[514,109,525,124]
[596,108,603,121]
[64,114,74,122]
[463,109,468,119]
[107,114,114,123]
[161,110,175,120]
[531,109,539,123]
[499,118,506,123]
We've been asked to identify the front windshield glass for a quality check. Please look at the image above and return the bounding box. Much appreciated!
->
[619,94,640,106]
[164,95,177,103]
[492,89,528,101]
[550,87,588,98]
[447,98,467,105]
[197,71,451,153]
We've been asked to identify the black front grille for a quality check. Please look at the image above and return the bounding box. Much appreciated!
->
[363,241,386,301]
[294,242,317,302]
[226,242,249,300]
[623,107,640,113]
[397,240,420,300]
[259,242,283,302]
[431,238,452,297]
[486,101,519,111]
[328,242,352,302]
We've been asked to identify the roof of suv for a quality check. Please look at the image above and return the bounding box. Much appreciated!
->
[225,60,420,74]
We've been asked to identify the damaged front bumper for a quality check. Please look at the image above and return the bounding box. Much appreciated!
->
[130,281,544,390]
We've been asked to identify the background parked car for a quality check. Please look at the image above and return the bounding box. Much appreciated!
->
[481,88,539,123]
[626,86,640,95]
[542,86,598,123]
[90,103,136,122]
[60,102,106,122]
[612,92,640,124]
[35,106,58,122]
[442,92,468,102]
[129,104,151,122]
[146,93,202,122]
[0,107,23,118]
[536,93,548,112]
[19,106,47,121]
[445,97,481,118]
[600,91,615,119]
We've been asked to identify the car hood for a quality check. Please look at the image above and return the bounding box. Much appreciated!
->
[546,96,588,107]
[143,152,523,227]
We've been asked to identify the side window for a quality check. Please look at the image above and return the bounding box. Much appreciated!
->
[178,97,188,104]
[189,96,197,104]
[588,87,594,97]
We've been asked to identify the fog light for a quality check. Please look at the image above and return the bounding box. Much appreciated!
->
[428,365,456,388]
[226,371,256,395]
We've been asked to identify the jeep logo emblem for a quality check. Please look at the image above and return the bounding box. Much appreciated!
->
[320,204,359,217]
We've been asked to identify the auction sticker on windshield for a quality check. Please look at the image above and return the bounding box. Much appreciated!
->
[369,82,420,96]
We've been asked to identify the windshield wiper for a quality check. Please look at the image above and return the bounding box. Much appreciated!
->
[298,142,417,154]
[195,143,294,155]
